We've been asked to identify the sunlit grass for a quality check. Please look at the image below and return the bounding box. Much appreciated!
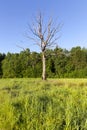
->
[0,78,87,129]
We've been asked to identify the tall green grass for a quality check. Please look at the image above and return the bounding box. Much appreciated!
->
[0,78,87,130]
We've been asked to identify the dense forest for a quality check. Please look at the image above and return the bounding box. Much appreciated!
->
[0,46,87,78]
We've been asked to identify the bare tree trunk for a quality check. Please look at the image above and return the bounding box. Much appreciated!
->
[42,51,46,80]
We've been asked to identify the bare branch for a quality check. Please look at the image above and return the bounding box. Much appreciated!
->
[26,35,41,47]
[28,23,39,38]
[27,12,62,51]
[16,44,25,51]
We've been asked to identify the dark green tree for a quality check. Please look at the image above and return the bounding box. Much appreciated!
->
[0,53,5,77]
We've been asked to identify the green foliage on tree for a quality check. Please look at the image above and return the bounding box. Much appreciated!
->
[1,46,87,78]
[0,53,5,77]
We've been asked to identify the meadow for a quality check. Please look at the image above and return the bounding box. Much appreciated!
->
[0,78,87,130]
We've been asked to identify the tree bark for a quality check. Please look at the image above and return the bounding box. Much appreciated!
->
[42,51,46,80]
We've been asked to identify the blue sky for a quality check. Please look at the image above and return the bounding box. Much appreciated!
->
[0,0,87,53]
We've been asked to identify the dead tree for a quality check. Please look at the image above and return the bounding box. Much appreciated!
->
[27,12,62,80]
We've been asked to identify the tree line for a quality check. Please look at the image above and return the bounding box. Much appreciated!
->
[0,46,87,78]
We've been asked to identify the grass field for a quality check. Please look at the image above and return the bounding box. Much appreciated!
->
[0,78,87,130]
